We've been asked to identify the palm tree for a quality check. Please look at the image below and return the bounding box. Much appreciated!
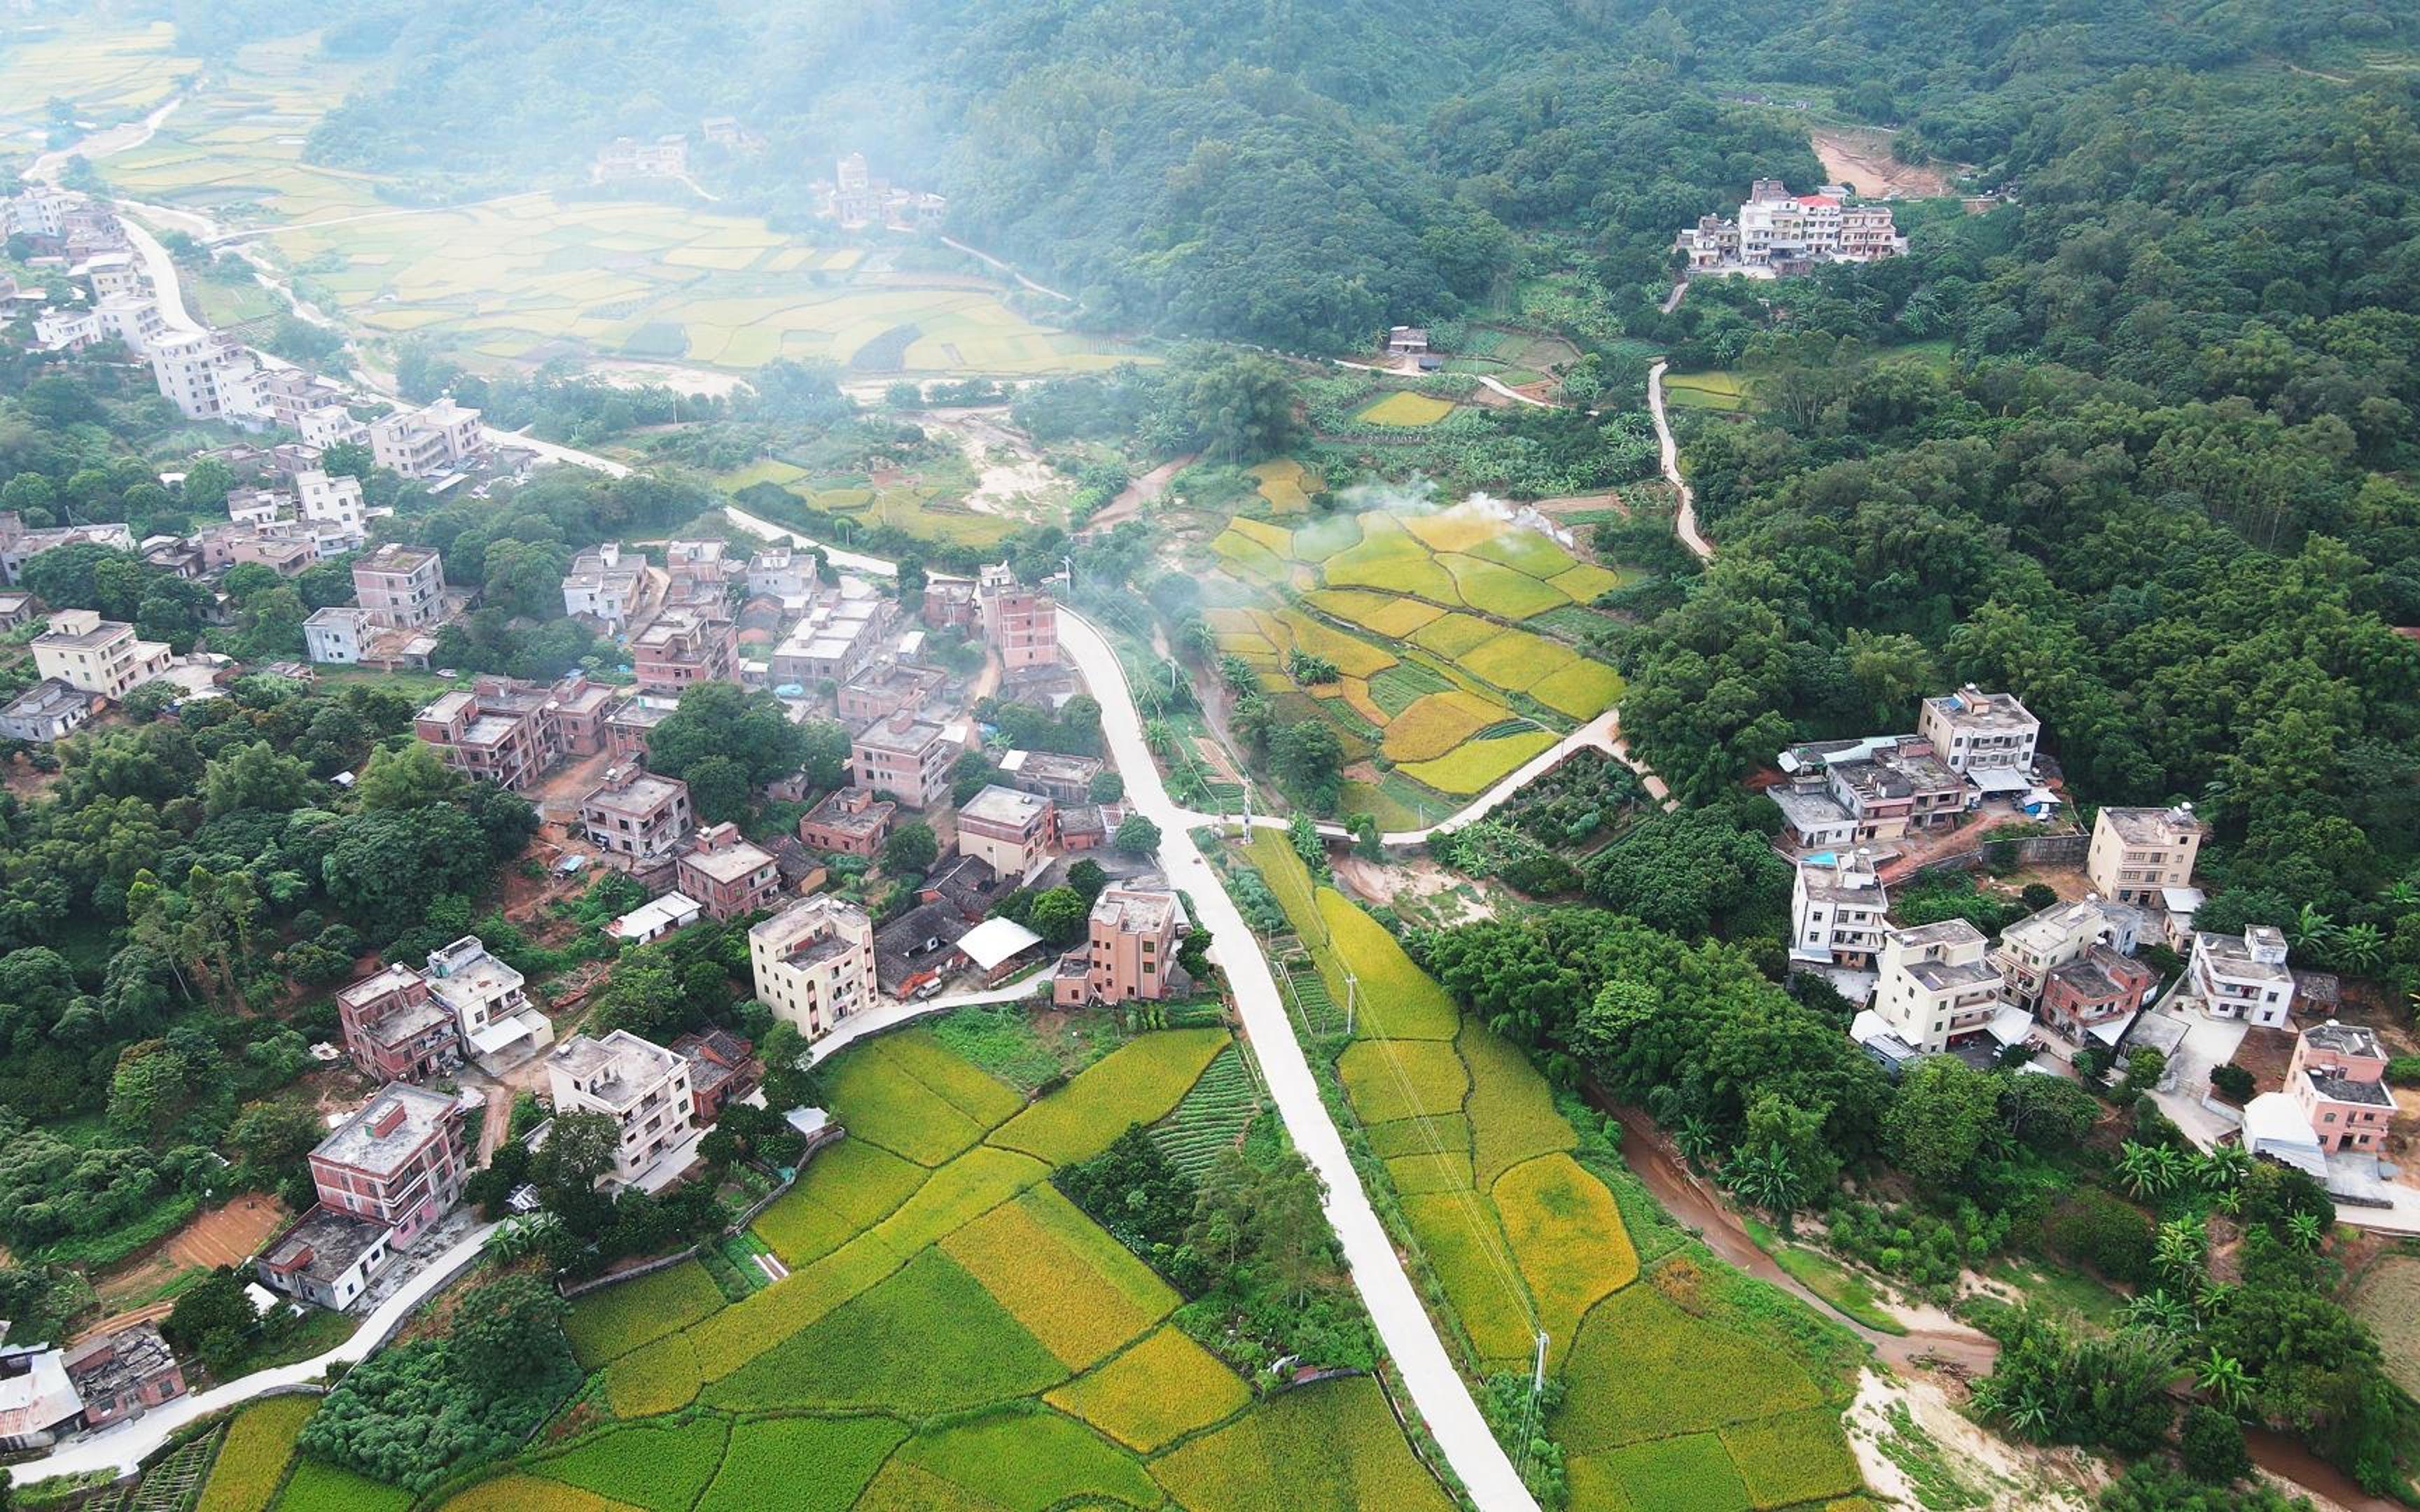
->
[2123,1289,2196,1340]
[2196,1348,2258,1414]
[2290,902,2339,953]
[2154,1218,2206,1287]
[2332,923,2385,975]
[2286,1211,2324,1250]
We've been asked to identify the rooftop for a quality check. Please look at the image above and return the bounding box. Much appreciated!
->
[357,542,439,574]
[62,1323,176,1399]
[583,770,687,818]
[999,749,1101,784]
[2100,804,2207,844]
[550,1030,681,1107]
[1892,919,1987,951]
[681,832,776,883]
[3,678,91,722]
[854,715,947,755]
[1092,885,1186,936]
[960,783,1052,830]
[2304,1068,2395,1108]
[803,787,893,838]
[1924,686,2038,733]
[424,937,525,1004]
[751,895,872,964]
[957,916,1044,970]
[314,1083,457,1175]
[34,614,133,650]
[2306,1021,2384,1059]
[262,1207,389,1284]
[2045,946,2153,1002]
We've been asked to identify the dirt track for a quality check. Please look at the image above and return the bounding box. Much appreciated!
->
[1810,126,1953,198]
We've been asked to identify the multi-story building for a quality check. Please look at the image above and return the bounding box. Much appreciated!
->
[305,1083,468,1242]
[353,543,448,629]
[30,610,172,699]
[632,608,739,696]
[562,544,648,630]
[294,470,368,547]
[976,561,1057,671]
[148,331,253,421]
[749,895,878,1040]
[1993,897,2144,1011]
[549,672,620,755]
[606,696,674,761]
[798,787,894,858]
[303,606,371,665]
[335,963,464,1083]
[579,766,693,863]
[957,783,1055,884]
[1052,885,1190,1007]
[2288,1021,2394,1153]
[676,822,783,920]
[0,516,134,586]
[300,404,365,449]
[670,1029,761,1122]
[850,710,971,810]
[2038,947,2157,1043]
[1871,920,2004,1055]
[0,592,36,633]
[746,548,817,603]
[996,749,1104,806]
[663,540,731,607]
[368,399,484,479]
[1674,178,1907,272]
[769,587,891,688]
[547,1030,699,1186]
[2087,805,2207,908]
[2186,925,2297,1028]
[835,662,944,725]
[256,1207,396,1312]
[1917,686,2040,780]
[1788,850,1888,969]
[93,293,168,354]
[414,677,566,792]
[60,1324,186,1432]
[1769,734,1963,850]
[594,135,689,181]
[424,934,555,1065]
[0,680,99,743]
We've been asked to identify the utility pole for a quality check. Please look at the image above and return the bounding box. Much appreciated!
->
[1344,969,1360,1037]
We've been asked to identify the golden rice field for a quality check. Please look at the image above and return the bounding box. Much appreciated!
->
[83,29,1132,377]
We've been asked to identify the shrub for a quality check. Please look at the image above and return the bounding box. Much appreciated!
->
[2180,1404,2253,1485]
[2209,1063,2255,1104]
[2043,1190,2155,1286]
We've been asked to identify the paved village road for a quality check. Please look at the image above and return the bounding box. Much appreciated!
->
[1647,358,1716,563]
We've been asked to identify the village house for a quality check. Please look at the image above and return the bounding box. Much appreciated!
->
[2039,947,2158,1044]
[424,934,554,1068]
[335,963,464,1083]
[0,591,38,632]
[976,561,1058,672]
[260,1084,468,1311]
[997,748,1104,806]
[255,1208,395,1313]
[1992,897,2144,1012]
[549,673,620,755]
[632,607,739,696]
[1674,178,1907,274]
[798,786,894,858]
[303,606,370,665]
[368,399,485,479]
[1052,884,1190,1007]
[751,896,879,1040]
[608,891,702,946]
[770,586,891,687]
[956,783,1056,884]
[2185,925,2297,1028]
[31,610,173,699]
[0,514,135,586]
[1917,685,2041,783]
[562,543,648,630]
[2288,1021,2395,1153]
[1055,802,1123,853]
[414,677,566,792]
[671,1029,762,1121]
[2087,804,2206,908]
[746,548,819,603]
[850,710,972,810]
[594,134,689,181]
[295,469,368,547]
[60,1324,186,1432]
[606,696,675,761]
[676,822,783,920]
[835,660,945,724]
[662,540,732,606]
[0,679,99,743]
[1769,734,1964,850]
[353,543,448,629]
[150,330,255,422]
[920,853,1006,921]
[874,899,971,1000]
[548,1030,700,1188]
[1788,850,1889,969]
[580,766,694,863]
[1867,920,2010,1056]
[0,1343,85,1452]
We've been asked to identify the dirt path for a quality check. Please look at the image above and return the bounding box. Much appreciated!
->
[1809,126,1954,199]
[1647,358,1715,563]
[475,1083,513,1166]
[1087,452,1197,531]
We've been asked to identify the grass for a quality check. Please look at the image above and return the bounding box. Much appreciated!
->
[896,1405,1161,1511]
[2355,1255,2420,1396]
[1398,730,1558,796]
[562,1259,725,1367]
[1337,1038,1470,1124]
[1592,1433,1751,1512]
[1045,1325,1253,1452]
[1146,1376,1454,1512]
[1355,391,1459,427]
[696,1415,906,1512]
[271,1460,412,1512]
[1758,1235,1907,1336]
[702,1249,1066,1414]
[1553,1280,1826,1453]
[1720,1406,1866,1508]
[199,1396,319,1512]
[527,1418,729,1512]
[1493,1153,1639,1367]
[987,1028,1228,1163]
[940,1189,1175,1371]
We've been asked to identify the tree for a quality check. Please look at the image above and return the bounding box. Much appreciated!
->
[1067,859,1108,901]
[354,742,459,810]
[1270,721,1344,811]
[684,754,750,826]
[1089,770,1125,804]
[202,742,318,818]
[1113,813,1162,856]
[882,819,938,874]
[162,1270,260,1375]
[2179,1404,2253,1485]
[1882,1056,2005,1188]
[1725,1092,1836,1231]
[1029,886,1089,945]
[450,1273,569,1385]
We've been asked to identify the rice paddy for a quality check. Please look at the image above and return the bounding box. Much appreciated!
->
[0,22,193,153]
[78,29,1131,377]
[1355,391,1459,427]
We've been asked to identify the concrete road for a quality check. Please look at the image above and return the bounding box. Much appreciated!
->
[1647,359,1715,563]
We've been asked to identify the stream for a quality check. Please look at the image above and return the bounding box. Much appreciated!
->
[1598,1096,2400,1511]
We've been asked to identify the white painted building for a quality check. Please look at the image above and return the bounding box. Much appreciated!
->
[1872,919,2006,1055]
[1788,850,1887,968]
[749,895,878,1041]
[546,1030,699,1186]
[30,610,172,699]
[2186,925,2297,1028]
[303,606,371,665]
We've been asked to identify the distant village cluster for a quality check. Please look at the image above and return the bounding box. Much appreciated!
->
[1782,687,2384,1205]
[1674,178,1908,277]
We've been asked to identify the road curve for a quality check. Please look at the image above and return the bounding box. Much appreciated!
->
[1056,604,1539,1512]
[1646,360,1714,563]
[2,1223,501,1485]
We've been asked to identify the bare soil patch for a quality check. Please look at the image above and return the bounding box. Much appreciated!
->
[1809,126,1954,199]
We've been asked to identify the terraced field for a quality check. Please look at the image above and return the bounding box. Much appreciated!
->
[1241,832,1872,1511]
[176,1022,1447,1512]
[0,21,194,153]
[85,29,1131,378]
[1203,507,1632,820]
